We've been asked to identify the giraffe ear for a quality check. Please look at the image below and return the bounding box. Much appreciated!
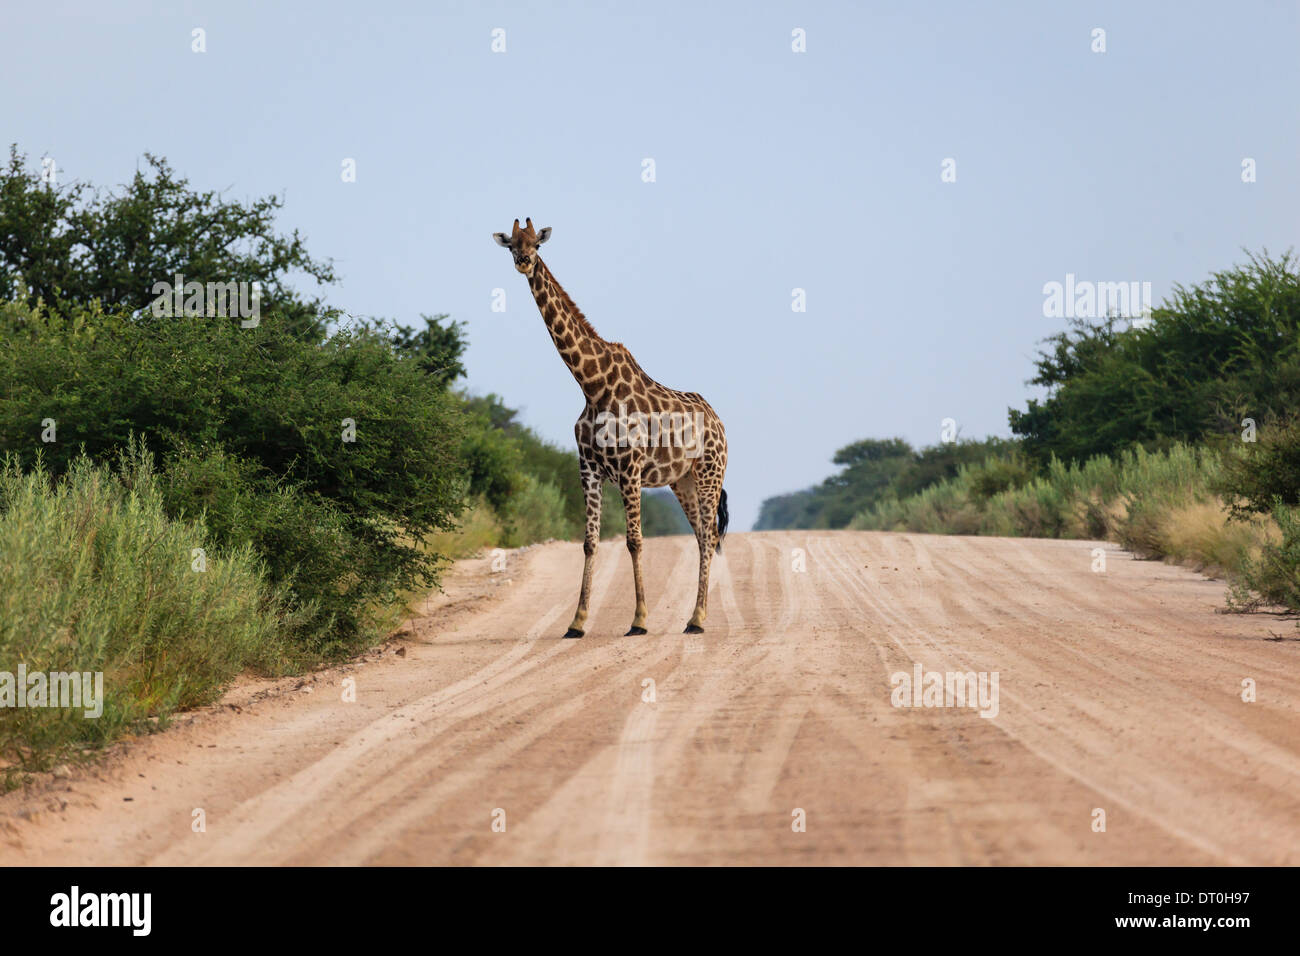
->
[492,233,512,247]
[536,226,552,244]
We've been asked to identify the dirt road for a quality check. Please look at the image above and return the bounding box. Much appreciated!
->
[3,531,1298,865]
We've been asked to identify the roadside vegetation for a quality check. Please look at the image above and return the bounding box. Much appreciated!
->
[0,451,291,780]
[758,251,1300,617]
[0,146,689,774]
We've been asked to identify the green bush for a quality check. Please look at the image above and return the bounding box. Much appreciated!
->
[156,445,362,656]
[968,454,1035,503]
[0,299,465,655]
[1215,418,1300,613]
[459,400,524,513]
[1230,503,1300,613]
[1010,251,1300,466]
[1217,417,1300,519]
[0,452,290,772]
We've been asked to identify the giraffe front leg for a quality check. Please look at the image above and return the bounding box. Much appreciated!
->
[565,461,602,638]
[620,474,649,636]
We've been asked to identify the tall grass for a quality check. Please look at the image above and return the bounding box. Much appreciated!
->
[853,443,1277,576]
[0,453,291,775]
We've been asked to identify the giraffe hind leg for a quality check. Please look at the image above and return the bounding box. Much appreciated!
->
[684,459,724,633]
[673,469,713,633]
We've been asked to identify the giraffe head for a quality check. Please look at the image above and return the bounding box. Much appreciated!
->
[492,218,552,277]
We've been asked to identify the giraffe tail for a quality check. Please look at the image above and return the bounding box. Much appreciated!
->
[716,488,729,554]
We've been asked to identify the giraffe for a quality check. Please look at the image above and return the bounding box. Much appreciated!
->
[493,218,729,638]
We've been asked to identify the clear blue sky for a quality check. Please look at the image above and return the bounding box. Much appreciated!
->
[3,0,1297,529]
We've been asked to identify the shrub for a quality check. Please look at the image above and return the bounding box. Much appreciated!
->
[1217,416,1300,519]
[1230,503,1300,613]
[156,444,365,656]
[0,299,466,655]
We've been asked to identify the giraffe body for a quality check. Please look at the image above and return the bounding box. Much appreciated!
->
[494,219,729,637]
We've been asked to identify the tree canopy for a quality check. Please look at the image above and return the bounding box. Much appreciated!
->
[1009,251,1300,466]
[0,145,336,338]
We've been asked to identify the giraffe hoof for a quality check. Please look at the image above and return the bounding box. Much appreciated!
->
[563,628,584,639]
[684,624,704,634]
[625,626,648,636]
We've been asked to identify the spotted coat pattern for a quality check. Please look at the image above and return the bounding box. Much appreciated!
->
[494,218,728,637]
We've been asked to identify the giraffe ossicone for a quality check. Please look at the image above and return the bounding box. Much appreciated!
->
[493,218,729,638]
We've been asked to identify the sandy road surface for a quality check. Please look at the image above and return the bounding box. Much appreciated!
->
[2,531,1298,865]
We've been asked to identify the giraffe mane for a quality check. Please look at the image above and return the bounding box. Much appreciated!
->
[538,258,606,344]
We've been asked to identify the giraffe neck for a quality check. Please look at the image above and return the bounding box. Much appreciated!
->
[528,258,616,403]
